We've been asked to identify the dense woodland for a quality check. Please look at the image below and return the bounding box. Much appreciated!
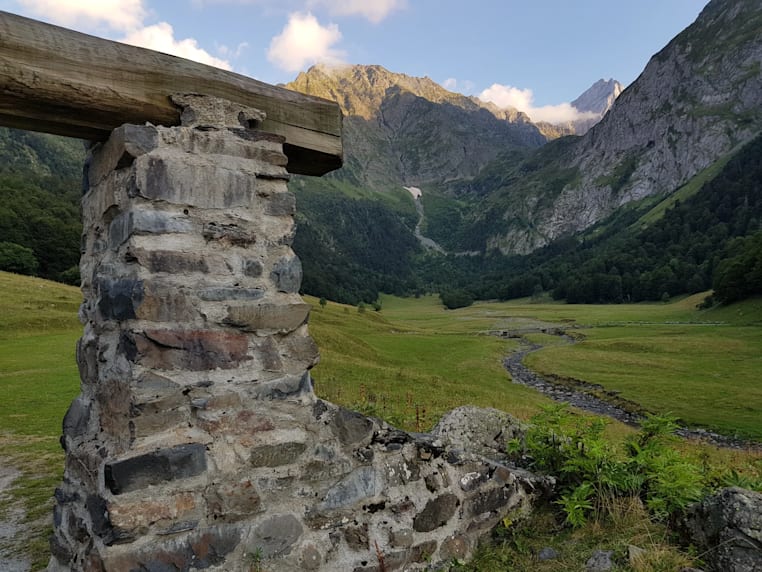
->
[0,126,760,309]
[464,132,762,306]
[0,129,82,283]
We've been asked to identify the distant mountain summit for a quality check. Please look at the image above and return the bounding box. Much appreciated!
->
[569,78,623,135]
[287,64,545,188]
[572,78,623,116]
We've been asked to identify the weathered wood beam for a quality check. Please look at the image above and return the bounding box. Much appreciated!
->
[0,11,342,176]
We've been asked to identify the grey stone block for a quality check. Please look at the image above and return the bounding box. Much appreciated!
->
[105,443,207,495]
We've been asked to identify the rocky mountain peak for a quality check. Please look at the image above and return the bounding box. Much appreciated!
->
[572,78,623,115]
[287,63,546,188]
[289,64,479,120]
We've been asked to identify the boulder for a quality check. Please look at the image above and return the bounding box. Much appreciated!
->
[683,487,762,572]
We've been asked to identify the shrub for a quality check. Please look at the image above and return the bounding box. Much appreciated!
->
[509,405,704,527]
[440,289,474,309]
[0,241,38,275]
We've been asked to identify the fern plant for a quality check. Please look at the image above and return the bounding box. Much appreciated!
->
[509,405,707,527]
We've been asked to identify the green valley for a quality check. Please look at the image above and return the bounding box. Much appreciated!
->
[1,272,761,569]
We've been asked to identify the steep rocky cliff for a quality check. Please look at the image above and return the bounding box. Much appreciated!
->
[487,0,762,254]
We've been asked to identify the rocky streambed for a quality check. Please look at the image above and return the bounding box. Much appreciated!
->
[496,328,762,451]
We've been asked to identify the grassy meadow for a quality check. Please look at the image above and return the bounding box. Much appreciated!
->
[0,271,761,569]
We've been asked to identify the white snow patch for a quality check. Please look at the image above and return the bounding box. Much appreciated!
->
[404,186,422,200]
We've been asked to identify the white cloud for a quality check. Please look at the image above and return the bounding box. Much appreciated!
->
[478,83,597,125]
[441,78,476,94]
[14,0,232,71]
[217,41,250,59]
[122,22,232,70]
[267,12,345,72]
[15,0,147,32]
[308,0,405,23]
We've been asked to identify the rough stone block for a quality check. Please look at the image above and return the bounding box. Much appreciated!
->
[389,528,414,548]
[202,222,256,246]
[264,191,297,216]
[135,155,258,209]
[132,329,250,371]
[136,282,197,323]
[224,302,310,333]
[107,492,200,534]
[467,486,515,517]
[413,493,459,533]
[683,486,762,572]
[253,337,284,372]
[206,479,262,523]
[250,442,306,468]
[320,467,382,510]
[132,372,182,403]
[129,248,211,274]
[331,408,375,446]
[243,258,264,277]
[95,378,133,445]
[96,277,143,321]
[62,396,91,443]
[131,404,189,437]
[270,255,302,293]
[344,523,369,551]
[195,409,274,437]
[109,209,194,248]
[250,372,312,400]
[279,333,320,372]
[199,287,265,302]
[105,443,208,495]
[89,124,159,186]
[300,544,322,570]
[248,514,303,558]
[440,534,469,561]
[102,526,241,571]
[171,93,266,130]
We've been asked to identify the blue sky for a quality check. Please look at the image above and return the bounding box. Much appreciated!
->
[3,0,707,122]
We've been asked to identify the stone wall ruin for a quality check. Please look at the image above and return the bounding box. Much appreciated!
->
[49,96,547,571]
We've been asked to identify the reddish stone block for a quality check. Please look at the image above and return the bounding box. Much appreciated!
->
[107,492,200,533]
[132,329,251,371]
[206,479,262,523]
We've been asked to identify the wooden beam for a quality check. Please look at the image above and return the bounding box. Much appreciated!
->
[0,11,342,176]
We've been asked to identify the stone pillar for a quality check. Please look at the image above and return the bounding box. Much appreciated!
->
[50,96,547,572]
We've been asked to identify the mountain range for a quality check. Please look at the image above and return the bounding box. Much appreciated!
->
[0,0,760,307]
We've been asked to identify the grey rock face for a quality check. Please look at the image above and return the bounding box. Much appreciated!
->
[683,487,762,572]
[488,0,762,255]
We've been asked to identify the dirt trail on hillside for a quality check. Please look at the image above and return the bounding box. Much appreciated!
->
[0,462,31,572]
[498,329,762,451]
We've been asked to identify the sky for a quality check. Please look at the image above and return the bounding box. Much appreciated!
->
[2,0,708,124]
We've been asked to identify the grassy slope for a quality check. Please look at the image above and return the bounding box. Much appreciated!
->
[308,294,548,430]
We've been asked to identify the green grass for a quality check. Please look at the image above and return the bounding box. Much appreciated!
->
[311,292,762,440]
[308,296,547,430]
[0,271,81,571]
